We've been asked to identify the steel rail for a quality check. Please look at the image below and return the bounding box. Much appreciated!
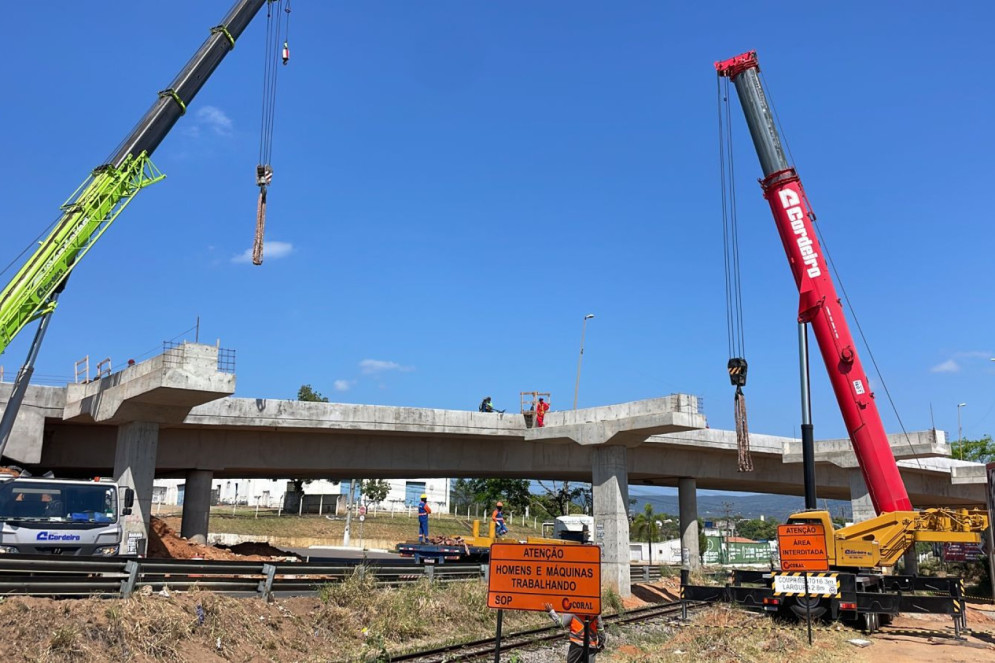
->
[390,601,693,663]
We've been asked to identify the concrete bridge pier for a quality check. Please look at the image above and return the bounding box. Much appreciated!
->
[180,469,214,544]
[678,477,701,570]
[592,445,630,597]
[113,421,159,555]
[849,470,877,523]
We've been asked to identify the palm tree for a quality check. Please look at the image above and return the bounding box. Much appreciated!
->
[631,503,660,566]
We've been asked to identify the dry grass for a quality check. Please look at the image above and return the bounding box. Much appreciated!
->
[608,605,861,663]
[2,573,554,663]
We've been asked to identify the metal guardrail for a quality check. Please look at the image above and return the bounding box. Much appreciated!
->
[629,565,667,583]
[0,555,486,599]
[0,555,675,599]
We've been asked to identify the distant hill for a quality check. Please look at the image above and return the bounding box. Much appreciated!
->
[630,493,852,523]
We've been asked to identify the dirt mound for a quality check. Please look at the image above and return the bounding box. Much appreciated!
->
[219,541,302,559]
[147,516,294,561]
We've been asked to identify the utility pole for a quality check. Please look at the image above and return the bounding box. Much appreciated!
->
[343,479,356,546]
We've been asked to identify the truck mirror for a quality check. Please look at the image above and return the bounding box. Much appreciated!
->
[124,488,135,509]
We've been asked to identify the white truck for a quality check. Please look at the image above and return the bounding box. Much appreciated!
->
[0,476,134,556]
[549,515,595,543]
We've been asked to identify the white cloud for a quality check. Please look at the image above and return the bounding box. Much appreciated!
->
[359,359,414,374]
[231,241,294,264]
[195,105,233,136]
[333,379,354,392]
[929,351,992,374]
[931,359,960,373]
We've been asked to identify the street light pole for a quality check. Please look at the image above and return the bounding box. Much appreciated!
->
[573,314,595,410]
[957,403,967,460]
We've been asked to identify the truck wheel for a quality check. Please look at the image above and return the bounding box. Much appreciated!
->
[790,595,826,620]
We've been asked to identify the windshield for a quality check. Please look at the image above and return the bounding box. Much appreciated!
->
[0,481,118,523]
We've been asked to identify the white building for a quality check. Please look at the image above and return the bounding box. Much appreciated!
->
[153,477,452,513]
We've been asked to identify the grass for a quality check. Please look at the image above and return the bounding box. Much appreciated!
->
[157,507,549,543]
[609,605,863,663]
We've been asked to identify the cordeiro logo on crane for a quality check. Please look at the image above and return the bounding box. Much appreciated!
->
[778,188,821,279]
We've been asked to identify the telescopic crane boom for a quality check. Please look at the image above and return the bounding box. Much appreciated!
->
[0,0,269,455]
[715,51,911,516]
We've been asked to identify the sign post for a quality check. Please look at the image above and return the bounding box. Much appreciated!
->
[487,542,601,661]
[986,463,995,603]
[777,523,831,645]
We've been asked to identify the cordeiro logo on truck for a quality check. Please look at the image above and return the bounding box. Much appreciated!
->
[36,532,82,542]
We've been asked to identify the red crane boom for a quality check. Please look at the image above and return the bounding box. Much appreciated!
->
[715,50,912,515]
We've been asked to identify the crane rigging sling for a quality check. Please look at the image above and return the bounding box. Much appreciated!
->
[253,0,291,266]
[718,75,752,472]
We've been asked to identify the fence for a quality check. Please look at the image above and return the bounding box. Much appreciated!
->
[0,555,486,599]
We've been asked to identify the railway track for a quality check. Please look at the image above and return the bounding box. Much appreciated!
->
[392,600,692,662]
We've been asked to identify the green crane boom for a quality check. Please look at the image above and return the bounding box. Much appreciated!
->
[0,0,270,456]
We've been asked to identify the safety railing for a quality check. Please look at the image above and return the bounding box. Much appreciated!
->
[0,555,486,599]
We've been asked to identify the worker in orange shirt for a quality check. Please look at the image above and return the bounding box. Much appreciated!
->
[492,501,508,536]
[418,494,432,543]
[536,397,550,427]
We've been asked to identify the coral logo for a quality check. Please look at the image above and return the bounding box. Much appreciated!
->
[561,598,595,612]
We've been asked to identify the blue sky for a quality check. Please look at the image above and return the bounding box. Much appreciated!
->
[3,2,993,449]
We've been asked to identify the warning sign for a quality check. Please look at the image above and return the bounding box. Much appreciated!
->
[487,543,601,614]
[772,572,839,597]
[777,523,829,572]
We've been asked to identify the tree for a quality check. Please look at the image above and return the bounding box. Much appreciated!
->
[736,518,780,542]
[464,479,531,512]
[631,503,662,565]
[361,479,390,505]
[537,481,587,516]
[297,384,329,402]
[450,479,478,512]
[957,435,995,463]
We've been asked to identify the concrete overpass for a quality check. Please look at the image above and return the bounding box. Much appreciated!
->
[0,343,987,596]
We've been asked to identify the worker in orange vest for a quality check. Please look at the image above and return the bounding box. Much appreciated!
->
[418,494,432,543]
[544,602,606,662]
[492,501,508,536]
[536,397,550,427]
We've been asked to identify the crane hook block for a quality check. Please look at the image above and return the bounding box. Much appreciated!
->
[282,41,290,66]
[728,357,748,387]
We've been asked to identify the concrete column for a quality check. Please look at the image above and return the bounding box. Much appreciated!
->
[592,445,630,597]
[113,421,159,555]
[849,470,877,523]
[180,469,214,544]
[902,547,919,575]
[678,477,701,571]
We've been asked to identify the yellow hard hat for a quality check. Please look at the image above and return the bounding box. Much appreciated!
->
[420,494,427,499]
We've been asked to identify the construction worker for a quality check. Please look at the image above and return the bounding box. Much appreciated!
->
[543,603,606,662]
[492,501,508,536]
[536,397,550,427]
[479,396,505,414]
[418,494,431,543]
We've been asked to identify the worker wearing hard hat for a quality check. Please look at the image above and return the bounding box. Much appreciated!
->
[492,501,508,536]
[544,602,606,662]
[418,494,432,543]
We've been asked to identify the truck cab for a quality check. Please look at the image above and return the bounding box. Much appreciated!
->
[0,477,134,556]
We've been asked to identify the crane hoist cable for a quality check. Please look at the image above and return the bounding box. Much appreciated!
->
[717,74,752,472]
[253,0,291,266]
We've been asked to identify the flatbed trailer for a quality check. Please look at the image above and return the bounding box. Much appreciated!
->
[681,569,968,634]
[395,541,491,564]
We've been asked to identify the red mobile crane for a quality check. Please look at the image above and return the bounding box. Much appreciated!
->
[715,50,910,516]
[682,50,988,632]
